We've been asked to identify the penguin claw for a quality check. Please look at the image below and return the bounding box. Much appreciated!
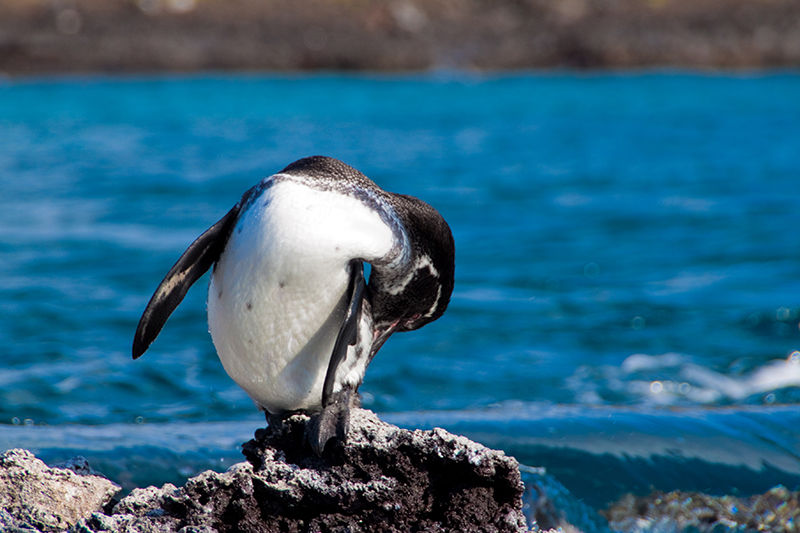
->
[306,389,357,456]
[306,403,348,456]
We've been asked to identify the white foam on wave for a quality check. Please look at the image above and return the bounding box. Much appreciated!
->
[644,271,727,296]
[574,351,800,406]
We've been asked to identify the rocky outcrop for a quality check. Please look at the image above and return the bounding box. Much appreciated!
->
[7,409,798,532]
[602,485,800,533]
[240,409,528,532]
[0,449,120,532]
[2,409,530,532]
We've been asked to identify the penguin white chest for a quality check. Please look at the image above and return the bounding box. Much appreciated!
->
[207,179,393,414]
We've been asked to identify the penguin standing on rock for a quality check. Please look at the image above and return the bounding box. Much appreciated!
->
[132,156,455,455]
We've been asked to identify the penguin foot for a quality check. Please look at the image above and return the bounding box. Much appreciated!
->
[306,389,359,456]
[265,410,288,429]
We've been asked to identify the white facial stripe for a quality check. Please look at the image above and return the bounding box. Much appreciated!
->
[386,254,438,296]
[423,285,442,319]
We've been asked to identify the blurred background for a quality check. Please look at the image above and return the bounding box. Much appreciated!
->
[1,1,800,531]
[2,0,800,74]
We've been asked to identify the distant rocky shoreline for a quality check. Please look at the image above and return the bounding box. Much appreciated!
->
[1,0,799,75]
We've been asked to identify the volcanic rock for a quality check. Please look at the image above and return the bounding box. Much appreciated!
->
[2,409,530,532]
[95,409,527,532]
[602,485,800,533]
[0,448,120,532]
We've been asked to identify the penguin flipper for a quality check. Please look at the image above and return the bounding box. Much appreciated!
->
[132,205,240,360]
[307,261,367,455]
[322,260,366,407]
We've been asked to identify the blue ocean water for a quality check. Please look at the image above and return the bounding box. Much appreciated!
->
[1,73,800,514]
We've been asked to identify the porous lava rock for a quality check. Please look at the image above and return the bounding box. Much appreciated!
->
[239,408,528,532]
[0,448,120,532]
[71,408,529,532]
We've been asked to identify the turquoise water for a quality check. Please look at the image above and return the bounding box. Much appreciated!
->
[1,73,800,510]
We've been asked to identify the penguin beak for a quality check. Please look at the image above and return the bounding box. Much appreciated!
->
[372,322,398,355]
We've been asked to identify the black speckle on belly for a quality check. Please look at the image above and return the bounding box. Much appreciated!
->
[246,301,253,311]
[218,290,223,299]
[279,281,286,288]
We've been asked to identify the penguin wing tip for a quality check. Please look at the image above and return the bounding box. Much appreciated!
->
[131,333,149,360]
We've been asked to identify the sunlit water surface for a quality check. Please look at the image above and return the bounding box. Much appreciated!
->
[1,73,799,512]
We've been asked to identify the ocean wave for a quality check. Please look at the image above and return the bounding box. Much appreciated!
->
[566,351,800,407]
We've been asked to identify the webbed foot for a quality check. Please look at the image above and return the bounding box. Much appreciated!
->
[306,388,360,456]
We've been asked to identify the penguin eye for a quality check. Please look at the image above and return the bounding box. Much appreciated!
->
[399,313,423,331]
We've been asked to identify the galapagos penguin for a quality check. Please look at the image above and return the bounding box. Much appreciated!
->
[132,156,455,455]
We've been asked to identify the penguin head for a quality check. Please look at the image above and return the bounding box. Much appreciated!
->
[277,155,455,334]
[369,193,455,334]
